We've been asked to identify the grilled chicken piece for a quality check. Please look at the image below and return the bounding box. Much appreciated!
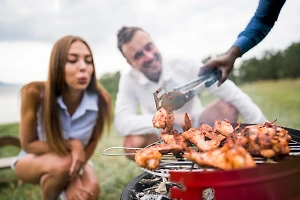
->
[184,146,230,170]
[160,129,177,144]
[160,129,191,149]
[184,144,256,170]
[135,149,162,170]
[226,124,249,147]
[230,121,291,158]
[245,122,291,157]
[225,144,256,169]
[181,128,220,151]
[199,124,227,142]
[135,143,183,170]
[199,123,213,132]
[152,107,174,131]
[181,113,192,132]
[214,119,234,137]
[227,132,249,147]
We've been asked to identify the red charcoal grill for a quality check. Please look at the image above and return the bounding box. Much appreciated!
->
[121,124,300,200]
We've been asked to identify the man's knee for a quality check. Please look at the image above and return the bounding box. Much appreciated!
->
[219,100,237,111]
[123,135,144,148]
[217,100,238,123]
[199,100,238,123]
[123,135,145,161]
[123,134,159,160]
[218,100,238,122]
[124,134,159,148]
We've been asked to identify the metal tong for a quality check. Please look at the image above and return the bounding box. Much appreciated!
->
[153,69,221,112]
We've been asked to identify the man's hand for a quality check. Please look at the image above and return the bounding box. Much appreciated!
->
[201,46,242,86]
[68,139,86,181]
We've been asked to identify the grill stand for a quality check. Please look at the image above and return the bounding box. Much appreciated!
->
[121,126,300,200]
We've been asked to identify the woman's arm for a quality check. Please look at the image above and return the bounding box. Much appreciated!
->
[67,126,98,179]
[19,84,50,154]
[233,0,286,55]
[84,126,99,161]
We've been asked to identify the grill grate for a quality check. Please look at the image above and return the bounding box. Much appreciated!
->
[141,139,300,178]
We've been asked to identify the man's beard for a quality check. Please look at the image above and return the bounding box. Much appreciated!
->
[142,53,162,82]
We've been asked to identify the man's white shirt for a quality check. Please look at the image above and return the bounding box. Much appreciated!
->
[114,60,267,136]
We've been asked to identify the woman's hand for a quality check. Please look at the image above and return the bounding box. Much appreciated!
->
[68,139,86,180]
[65,175,93,200]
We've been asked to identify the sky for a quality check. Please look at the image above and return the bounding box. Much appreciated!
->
[0,0,300,85]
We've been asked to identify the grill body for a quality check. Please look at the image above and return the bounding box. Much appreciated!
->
[170,155,300,200]
[170,126,300,200]
[121,125,300,200]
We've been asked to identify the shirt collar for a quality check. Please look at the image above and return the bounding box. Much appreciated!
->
[57,91,98,120]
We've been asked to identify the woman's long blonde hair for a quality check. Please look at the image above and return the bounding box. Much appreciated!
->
[41,35,111,156]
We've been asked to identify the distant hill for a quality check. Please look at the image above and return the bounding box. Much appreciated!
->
[0,81,22,87]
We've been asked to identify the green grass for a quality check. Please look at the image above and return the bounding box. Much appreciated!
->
[200,78,300,129]
[0,78,300,200]
[0,125,142,200]
[239,79,300,128]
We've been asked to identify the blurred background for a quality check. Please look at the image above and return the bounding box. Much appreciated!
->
[0,1,299,199]
[0,0,300,124]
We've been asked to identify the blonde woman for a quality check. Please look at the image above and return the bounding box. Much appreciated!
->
[13,36,111,200]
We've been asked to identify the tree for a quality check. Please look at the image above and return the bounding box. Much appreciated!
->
[280,42,300,78]
[98,71,120,102]
[232,41,300,84]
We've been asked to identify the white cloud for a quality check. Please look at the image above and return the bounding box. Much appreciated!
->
[0,0,299,84]
[0,42,50,84]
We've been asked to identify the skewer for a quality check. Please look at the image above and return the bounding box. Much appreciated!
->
[103,134,300,178]
[102,141,162,156]
[102,147,142,156]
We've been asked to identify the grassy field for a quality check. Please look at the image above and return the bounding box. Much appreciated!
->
[0,78,299,200]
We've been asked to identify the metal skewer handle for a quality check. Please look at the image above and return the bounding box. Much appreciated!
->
[102,147,142,156]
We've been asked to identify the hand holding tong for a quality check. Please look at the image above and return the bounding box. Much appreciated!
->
[153,68,222,112]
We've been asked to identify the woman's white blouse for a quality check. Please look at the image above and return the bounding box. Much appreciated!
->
[37,91,99,147]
